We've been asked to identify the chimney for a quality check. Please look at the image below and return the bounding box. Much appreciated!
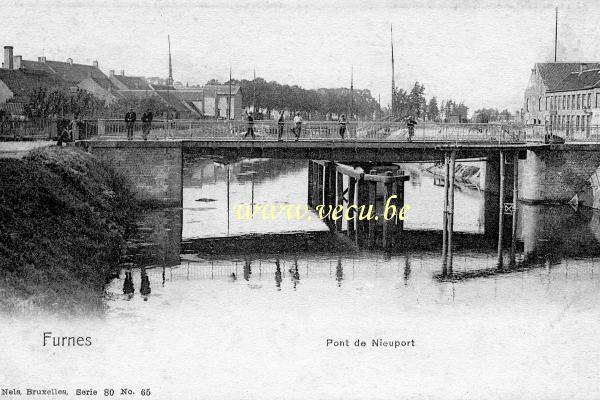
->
[67,58,73,65]
[38,56,46,63]
[92,60,98,68]
[13,55,22,69]
[120,69,125,76]
[109,69,115,77]
[4,46,13,69]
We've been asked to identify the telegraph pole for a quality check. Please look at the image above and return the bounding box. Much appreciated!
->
[350,65,354,120]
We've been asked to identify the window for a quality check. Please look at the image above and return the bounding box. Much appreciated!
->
[539,98,542,112]
[577,115,580,130]
[546,97,549,111]
[596,93,600,108]
[526,98,529,112]
[577,94,581,109]
[572,95,576,109]
[563,96,566,109]
[588,93,592,108]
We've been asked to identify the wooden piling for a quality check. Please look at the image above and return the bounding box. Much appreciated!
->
[441,152,449,273]
[497,151,505,268]
[382,171,394,249]
[447,151,456,273]
[367,169,377,247]
[307,161,314,207]
[317,163,324,207]
[336,171,344,232]
[348,176,356,237]
[356,178,368,243]
[510,152,518,267]
[393,170,406,246]
[324,162,336,226]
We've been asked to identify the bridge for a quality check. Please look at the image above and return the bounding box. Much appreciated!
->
[73,120,600,273]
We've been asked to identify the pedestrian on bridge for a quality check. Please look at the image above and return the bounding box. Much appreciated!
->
[124,108,137,140]
[406,116,417,142]
[244,112,255,139]
[338,114,347,139]
[277,111,285,141]
[292,112,302,141]
[141,109,153,140]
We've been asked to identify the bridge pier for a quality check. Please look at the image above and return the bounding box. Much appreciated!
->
[80,141,183,207]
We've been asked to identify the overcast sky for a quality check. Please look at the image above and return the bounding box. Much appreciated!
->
[1,0,600,114]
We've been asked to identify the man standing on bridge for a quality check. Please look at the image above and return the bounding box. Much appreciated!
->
[244,112,255,139]
[406,116,417,142]
[277,111,285,141]
[124,108,137,140]
[292,112,302,141]
[141,108,153,140]
[338,114,347,139]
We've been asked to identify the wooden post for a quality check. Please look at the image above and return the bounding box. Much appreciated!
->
[324,162,336,227]
[308,161,314,208]
[382,171,394,249]
[368,170,377,247]
[393,170,406,246]
[441,153,449,274]
[498,151,505,268]
[348,176,356,238]
[318,163,324,207]
[447,151,456,273]
[313,161,320,208]
[356,177,368,244]
[336,171,344,232]
[510,152,518,267]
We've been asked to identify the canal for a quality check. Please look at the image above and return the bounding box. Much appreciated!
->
[94,157,600,398]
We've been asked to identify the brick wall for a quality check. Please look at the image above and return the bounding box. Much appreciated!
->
[88,142,183,207]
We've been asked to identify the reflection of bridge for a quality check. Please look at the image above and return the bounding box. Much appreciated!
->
[78,127,600,274]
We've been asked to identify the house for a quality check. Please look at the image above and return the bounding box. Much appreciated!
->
[523,62,600,125]
[0,68,70,104]
[544,64,600,135]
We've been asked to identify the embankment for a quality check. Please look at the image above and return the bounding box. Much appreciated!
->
[0,146,138,315]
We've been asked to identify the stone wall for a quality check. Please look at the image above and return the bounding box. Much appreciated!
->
[85,141,183,207]
[520,148,600,204]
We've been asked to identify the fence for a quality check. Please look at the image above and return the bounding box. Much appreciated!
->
[97,119,529,143]
[0,119,98,141]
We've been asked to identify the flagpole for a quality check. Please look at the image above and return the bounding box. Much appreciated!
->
[554,8,558,62]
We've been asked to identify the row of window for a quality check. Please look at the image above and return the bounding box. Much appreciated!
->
[546,92,600,111]
[549,114,593,131]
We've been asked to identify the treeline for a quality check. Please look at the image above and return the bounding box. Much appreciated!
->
[472,108,512,123]
[202,77,381,120]
[390,82,469,122]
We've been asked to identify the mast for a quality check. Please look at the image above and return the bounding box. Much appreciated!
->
[167,35,173,86]
[391,24,395,119]
[554,8,558,62]
[228,67,232,120]
[253,69,256,114]
[350,65,354,120]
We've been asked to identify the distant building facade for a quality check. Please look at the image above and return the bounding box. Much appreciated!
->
[524,62,600,125]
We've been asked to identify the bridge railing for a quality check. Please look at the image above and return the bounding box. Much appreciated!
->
[96,119,528,143]
[525,124,600,142]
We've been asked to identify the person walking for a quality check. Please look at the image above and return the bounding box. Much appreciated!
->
[244,112,255,139]
[277,111,285,141]
[141,108,153,140]
[406,116,417,142]
[338,114,347,139]
[292,112,302,141]
[125,108,136,140]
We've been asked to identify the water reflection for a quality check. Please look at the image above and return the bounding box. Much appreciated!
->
[109,158,600,307]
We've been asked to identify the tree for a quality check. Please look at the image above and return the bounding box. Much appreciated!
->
[427,97,439,121]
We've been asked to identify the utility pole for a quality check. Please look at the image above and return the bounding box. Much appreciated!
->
[391,24,395,120]
[554,7,558,62]
[167,35,173,86]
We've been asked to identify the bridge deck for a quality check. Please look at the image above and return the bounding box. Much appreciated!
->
[77,139,588,162]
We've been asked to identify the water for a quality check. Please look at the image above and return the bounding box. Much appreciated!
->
[4,158,600,399]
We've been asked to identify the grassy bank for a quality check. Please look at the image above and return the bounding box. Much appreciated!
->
[0,146,138,315]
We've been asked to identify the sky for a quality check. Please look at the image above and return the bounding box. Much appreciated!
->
[1,0,600,114]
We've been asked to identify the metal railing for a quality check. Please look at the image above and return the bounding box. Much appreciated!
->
[525,124,600,143]
[96,119,529,143]
[0,119,98,141]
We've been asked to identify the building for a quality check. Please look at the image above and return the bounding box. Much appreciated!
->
[523,62,600,125]
[545,64,600,135]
